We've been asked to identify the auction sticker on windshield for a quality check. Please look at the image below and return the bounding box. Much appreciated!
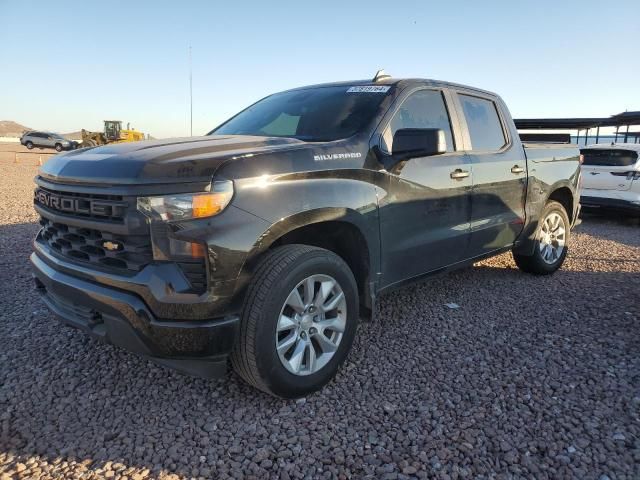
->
[347,86,390,93]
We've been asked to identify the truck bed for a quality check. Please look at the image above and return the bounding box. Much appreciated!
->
[522,142,580,164]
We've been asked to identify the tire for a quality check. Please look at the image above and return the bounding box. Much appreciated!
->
[26,141,33,149]
[55,143,63,152]
[513,200,570,275]
[231,245,359,398]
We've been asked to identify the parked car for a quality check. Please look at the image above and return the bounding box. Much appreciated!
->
[21,131,77,152]
[31,76,581,398]
[580,144,640,215]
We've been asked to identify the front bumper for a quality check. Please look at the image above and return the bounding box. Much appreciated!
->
[31,251,239,378]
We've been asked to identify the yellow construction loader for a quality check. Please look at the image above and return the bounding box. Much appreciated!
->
[80,120,145,147]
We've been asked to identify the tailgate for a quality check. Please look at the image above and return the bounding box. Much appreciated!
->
[581,148,639,191]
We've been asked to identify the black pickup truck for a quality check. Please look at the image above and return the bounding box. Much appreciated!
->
[31,75,581,398]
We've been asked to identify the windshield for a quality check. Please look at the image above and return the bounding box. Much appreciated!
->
[51,133,64,139]
[211,85,391,142]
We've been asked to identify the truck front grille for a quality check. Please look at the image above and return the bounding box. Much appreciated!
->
[39,217,153,272]
[35,179,209,293]
[38,217,208,293]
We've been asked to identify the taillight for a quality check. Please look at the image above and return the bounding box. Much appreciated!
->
[579,154,584,164]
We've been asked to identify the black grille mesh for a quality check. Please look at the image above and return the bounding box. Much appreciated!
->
[39,217,153,272]
[38,217,208,293]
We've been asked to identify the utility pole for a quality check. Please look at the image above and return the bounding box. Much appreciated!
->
[189,46,193,137]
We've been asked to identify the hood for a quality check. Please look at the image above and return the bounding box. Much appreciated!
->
[38,135,309,185]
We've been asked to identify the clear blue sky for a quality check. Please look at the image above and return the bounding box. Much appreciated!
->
[2,0,638,138]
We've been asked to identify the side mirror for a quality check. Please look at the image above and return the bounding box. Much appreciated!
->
[392,128,446,162]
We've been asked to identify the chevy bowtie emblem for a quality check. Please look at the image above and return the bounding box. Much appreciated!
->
[102,240,123,252]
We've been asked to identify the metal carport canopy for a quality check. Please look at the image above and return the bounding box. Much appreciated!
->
[514,111,640,130]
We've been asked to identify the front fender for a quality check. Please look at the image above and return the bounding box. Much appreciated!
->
[247,206,378,263]
[232,171,381,249]
[227,173,381,308]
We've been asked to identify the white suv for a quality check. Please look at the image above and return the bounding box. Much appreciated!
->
[580,143,640,215]
[20,131,76,152]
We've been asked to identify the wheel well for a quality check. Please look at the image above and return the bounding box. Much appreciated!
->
[271,221,371,310]
[548,187,574,223]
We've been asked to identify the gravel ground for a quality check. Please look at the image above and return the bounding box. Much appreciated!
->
[0,143,56,166]
[1,164,639,480]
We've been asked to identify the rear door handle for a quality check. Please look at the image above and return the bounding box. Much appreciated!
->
[450,169,470,180]
[511,165,525,174]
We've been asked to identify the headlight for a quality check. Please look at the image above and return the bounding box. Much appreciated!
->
[137,180,233,221]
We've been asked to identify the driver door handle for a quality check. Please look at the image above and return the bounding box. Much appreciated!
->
[450,169,470,180]
[511,165,525,174]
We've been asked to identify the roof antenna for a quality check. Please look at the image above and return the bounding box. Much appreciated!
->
[372,69,391,82]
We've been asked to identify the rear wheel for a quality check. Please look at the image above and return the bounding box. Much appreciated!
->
[513,200,570,275]
[231,245,359,398]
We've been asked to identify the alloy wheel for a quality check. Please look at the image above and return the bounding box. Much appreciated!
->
[275,274,347,376]
[538,211,566,264]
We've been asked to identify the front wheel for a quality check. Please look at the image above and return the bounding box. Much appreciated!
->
[231,245,359,398]
[26,141,33,149]
[55,143,63,152]
[513,200,570,275]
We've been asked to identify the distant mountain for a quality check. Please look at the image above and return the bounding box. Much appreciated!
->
[0,120,31,137]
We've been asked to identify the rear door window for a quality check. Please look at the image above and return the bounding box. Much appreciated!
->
[459,94,506,151]
[581,149,638,167]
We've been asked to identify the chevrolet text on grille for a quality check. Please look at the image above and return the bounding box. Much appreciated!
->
[34,189,124,217]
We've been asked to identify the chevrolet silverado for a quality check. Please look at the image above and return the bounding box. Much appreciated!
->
[31,75,581,398]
